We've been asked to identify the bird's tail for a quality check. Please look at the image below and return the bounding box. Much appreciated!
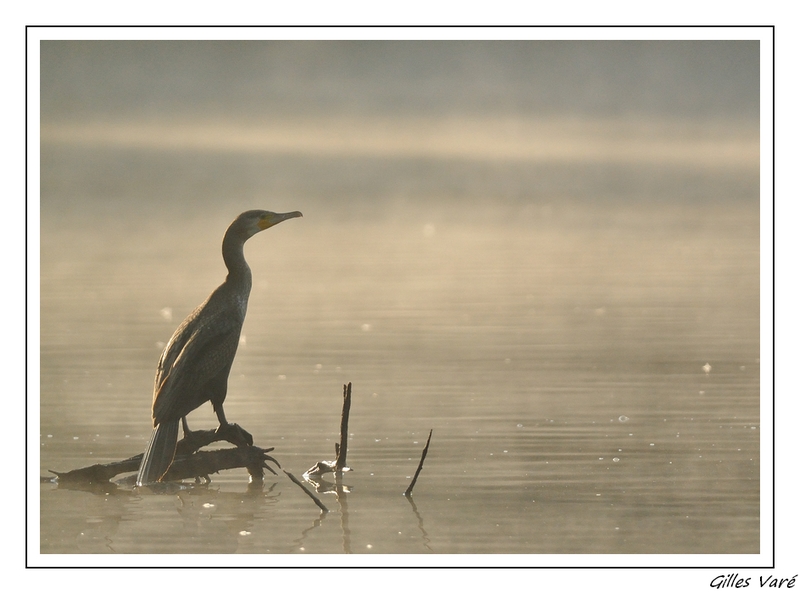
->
[136,420,179,486]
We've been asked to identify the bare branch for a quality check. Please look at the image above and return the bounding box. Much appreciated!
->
[284,469,329,513]
[403,429,433,497]
[48,429,278,485]
[307,382,353,477]
[335,382,352,471]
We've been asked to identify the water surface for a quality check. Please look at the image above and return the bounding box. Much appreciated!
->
[38,119,760,558]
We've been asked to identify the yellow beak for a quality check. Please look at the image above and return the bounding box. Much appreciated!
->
[259,211,303,230]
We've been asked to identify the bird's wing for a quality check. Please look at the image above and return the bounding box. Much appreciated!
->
[151,309,242,424]
[153,314,195,392]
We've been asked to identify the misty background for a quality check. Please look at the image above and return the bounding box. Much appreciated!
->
[41,40,758,119]
[39,40,759,225]
[39,39,761,555]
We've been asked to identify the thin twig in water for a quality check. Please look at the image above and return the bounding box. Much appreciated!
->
[404,429,433,497]
[284,469,329,513]
[305,382,354,477]
[335,382,352,471]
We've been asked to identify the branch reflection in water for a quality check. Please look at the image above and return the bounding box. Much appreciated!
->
[305,473,353,554]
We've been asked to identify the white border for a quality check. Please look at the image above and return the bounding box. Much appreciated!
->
[26,25,776,576]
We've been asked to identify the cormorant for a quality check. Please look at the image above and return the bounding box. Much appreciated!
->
[136,210,302,486]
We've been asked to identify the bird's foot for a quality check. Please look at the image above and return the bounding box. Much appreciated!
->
[215,423,254,448]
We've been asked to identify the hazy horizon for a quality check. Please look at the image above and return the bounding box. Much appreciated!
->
[40,40,759,122]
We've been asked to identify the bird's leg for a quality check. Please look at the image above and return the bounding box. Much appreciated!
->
[215,405,228,427]
[181,416,193,438]
[174,417,209,457]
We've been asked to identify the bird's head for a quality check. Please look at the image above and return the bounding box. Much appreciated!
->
[232,209,303,239]
[257,210,304,231]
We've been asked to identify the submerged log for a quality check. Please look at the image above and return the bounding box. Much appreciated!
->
[47,454,143,485]
[47,426,278,485]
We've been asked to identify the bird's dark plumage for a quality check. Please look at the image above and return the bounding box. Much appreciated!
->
[136,210,302,486]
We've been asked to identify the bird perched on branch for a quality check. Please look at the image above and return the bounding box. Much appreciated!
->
[136,210,303,486]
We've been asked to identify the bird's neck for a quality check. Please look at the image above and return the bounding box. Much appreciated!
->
[222,232,253,289]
